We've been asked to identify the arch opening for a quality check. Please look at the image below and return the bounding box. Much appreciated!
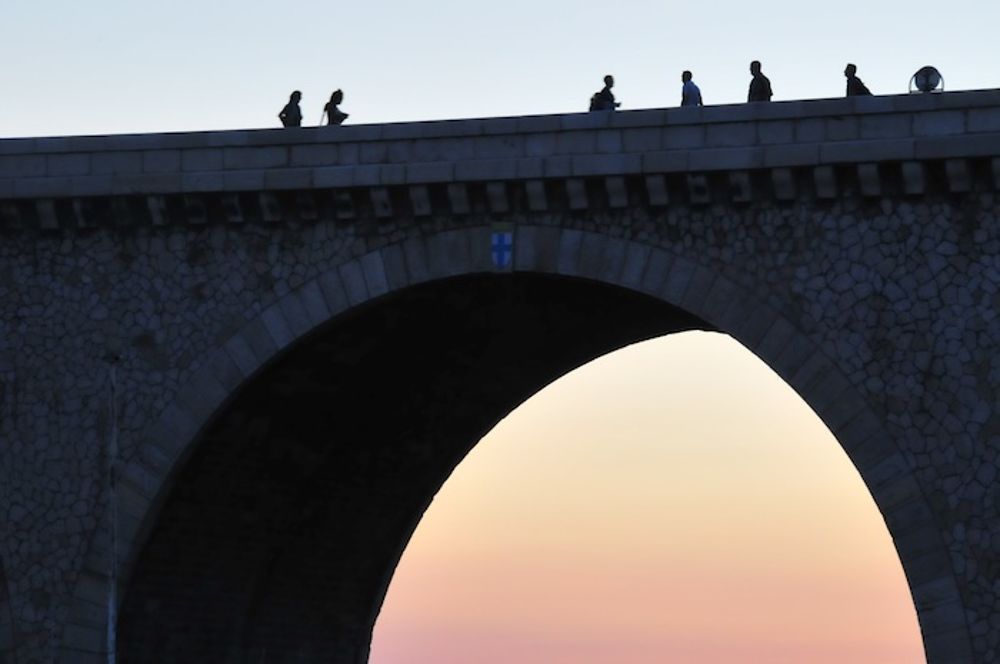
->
[117,274,707,662]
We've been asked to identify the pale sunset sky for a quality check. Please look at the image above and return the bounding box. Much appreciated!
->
[4,1,999,661]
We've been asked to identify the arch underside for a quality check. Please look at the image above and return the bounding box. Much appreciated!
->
[117,274,708,662]
[0,560,14,663]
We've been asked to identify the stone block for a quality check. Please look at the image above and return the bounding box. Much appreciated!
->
[486,182,509,213]
[258,192,282,222]
[571,153,641,176]
[446,183,470,215]
[620,242,651,289]
[605,176,627,208]
[915,133,1000,159]
[61,624,103,654]
[543,155,572,178]
[223,146,287,170]
[556,228,584,276]
[360,251,390,298]
[513,225,561,273]
[408,185,432,216]
[221,169,265,191]
[644,174,669,206]
[517,115,562,132]
[516,157,544,179]
[771,168,796,200]
[313,166,353,188]
[642,150,688,173]
[729,170,752,203]
[901,161,926,195]
[380,243,410,291]
[338,260,369,305]
[968,107,1000,132]
[595,129,623,153]
[622,127,662,152]
[290,144,339,167]
[813,165,837,199]
[705,122,756,148]
[795,118,826,142]
[993,158,1000,190]
[913,110,966,136]
[426,229,471,278]
[525,180,547,211]
[401,236,431,284]
[47,153,90,176]
[690,147,763,171]
[860,115,912,140]
[455,158,517,181]
[825,115,859,140]
[555,131,598,154]
[565,179,588,210]
[182,171,224,193]
[820,139,915,164]
[762,143,819,168]
[662,125,704,149]
[370,187,393,218]
[0,154,45,178]
[756,121,794,144]
[686,174,710,205]
[264,168,312,190]
[525,133,557,157]
[180,148,223,172]
[406,161,454,183]
[945,159,971,193]
[560,112,611,131]
[857,163,881,197]
[142,149,181,173]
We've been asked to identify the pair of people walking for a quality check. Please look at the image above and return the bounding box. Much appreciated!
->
[279,89,349,128]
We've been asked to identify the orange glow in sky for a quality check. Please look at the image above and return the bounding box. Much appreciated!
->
[370,332,923,663]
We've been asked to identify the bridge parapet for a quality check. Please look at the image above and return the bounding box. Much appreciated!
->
[1,90,999,228]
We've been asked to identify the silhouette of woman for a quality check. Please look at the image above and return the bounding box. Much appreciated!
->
[324,89,349,126]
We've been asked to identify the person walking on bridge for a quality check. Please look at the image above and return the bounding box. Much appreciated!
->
[278,90,303,127]
[747,61,772,102]
[324,89,349,125]
[681,70,703,107]
[589,75,621,111]
[845,63,872,96]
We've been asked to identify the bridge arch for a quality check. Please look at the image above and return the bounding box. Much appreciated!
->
[63,227,970,662]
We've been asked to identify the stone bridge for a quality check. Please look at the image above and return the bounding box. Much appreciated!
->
[1,89,1000,663]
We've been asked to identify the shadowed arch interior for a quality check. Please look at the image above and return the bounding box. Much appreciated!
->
[117,274,708,663]
[0,560,14,660]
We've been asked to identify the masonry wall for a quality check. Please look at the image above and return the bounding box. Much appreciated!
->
[0,187,996,661]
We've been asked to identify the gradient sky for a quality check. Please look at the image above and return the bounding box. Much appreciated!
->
[6,1,998,661]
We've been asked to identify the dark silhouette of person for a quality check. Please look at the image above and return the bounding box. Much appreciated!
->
[747,61,772,102]
[589,75,621,111]
[845,64,872,96]
[681,70,703,107]
[279,90,303,127]
[324,89,349,126]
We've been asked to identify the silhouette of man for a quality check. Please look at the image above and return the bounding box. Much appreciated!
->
[845,64,872,97]
[324,89,349,125]
[681,71,703,107]
[747,61,772,102]
[279,90,303,128]
[590,75,621,111]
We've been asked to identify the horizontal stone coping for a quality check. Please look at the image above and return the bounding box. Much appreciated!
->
[0,90,998,200]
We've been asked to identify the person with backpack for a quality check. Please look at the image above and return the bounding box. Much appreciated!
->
[589,75,621,111]
[844,64,872,96]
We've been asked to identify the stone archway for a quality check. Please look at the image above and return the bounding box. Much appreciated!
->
[61,229,972,662]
